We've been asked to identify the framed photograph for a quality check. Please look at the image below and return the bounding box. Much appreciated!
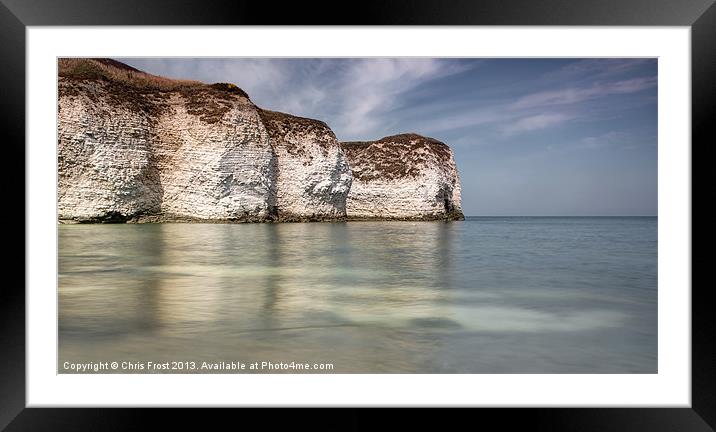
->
[5,0,711,429]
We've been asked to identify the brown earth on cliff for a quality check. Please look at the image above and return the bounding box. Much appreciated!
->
[59,58,251,120]
[258,109,338,156]
[341,133,454,182]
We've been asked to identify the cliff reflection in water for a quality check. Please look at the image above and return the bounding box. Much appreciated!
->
[59,217,657,373]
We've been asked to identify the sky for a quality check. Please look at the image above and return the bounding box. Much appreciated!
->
[117,58,657,216]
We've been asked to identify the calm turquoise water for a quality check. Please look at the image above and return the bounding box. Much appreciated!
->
[58,217,657,373]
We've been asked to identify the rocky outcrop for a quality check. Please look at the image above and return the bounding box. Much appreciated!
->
[258,109,352,221]
[58,81,164,221]
[57,59,463,223]
[58,58,350,223]
[151,88,275,221]
[341,134,464,221]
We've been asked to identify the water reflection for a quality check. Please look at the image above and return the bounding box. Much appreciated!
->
[59,218,657,373]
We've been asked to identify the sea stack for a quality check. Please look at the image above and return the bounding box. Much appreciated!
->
[341,134,464,221]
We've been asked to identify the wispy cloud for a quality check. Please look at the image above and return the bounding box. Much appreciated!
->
[541,58,655,82]
[545,131,647,154]
[578,131,635,150]
[511,76,657,110]
[334,59,472,138]
[582,131,624,145]
[422,108,514,134]
[500,113,576,135]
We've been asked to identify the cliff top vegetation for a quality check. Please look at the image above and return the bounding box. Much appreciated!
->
[341,133,453,181]
[59,58,249,98]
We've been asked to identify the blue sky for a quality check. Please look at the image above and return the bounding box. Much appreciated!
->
[118,58,657,216]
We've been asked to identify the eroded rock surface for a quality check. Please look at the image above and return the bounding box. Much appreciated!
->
[58,59,464,223]
[58,59,350,223]
[341,134,464,221]
[258,109,351,221]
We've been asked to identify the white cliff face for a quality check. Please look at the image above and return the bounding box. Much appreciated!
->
[58,79,275,222]
[57,59,353,222]
[341,134,464,221]
[259,110,352,220]
[58,81,162,221]
[153,92,274,220]
[57,59,464,223]
[451,165,463,211]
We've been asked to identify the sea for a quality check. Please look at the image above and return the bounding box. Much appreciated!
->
[58,216,657,373]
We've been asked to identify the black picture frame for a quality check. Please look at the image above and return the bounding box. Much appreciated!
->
[2,0,711,430]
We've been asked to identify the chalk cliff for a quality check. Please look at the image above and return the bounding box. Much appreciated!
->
[58,58,351,222]
[57,59,463,223]
[258,109,352,221]
[341,134,464,221]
